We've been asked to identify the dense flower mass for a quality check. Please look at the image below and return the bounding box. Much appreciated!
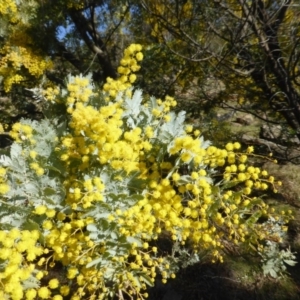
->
[0,1,53,92]
[0,43,293,299]
[0,45,53,92]
[0,167,10,194]
[103,43,143,100]
[9,122,33,143]
[0,0,17,21]
[0,229,43,300]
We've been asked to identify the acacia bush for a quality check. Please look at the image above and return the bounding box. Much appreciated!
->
[0,44,296,300]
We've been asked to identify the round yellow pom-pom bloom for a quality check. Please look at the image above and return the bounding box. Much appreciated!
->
[48,278,59,289]
[25,289,37,300]
[67,267,78,279]
[38,287,51,299]
[136,52,143,61]
[34,205,47,215]
[225,143,234,151]
[233,142,241,149]
[60,285,70,296]
[0,183,10,194]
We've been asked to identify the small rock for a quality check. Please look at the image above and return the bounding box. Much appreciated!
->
[235,114,254,125]
[260,124,282,140]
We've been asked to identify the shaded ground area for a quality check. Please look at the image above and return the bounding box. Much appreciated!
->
[147,260,300,300]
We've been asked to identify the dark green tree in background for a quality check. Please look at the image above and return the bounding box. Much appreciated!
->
[1,0,300,142]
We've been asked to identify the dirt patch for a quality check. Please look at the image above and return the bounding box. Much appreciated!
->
[263,162,300,208]
[147,259,300,300]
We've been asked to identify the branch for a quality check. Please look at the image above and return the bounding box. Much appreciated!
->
[45,71,66,87]
[241,134,300,163]
[221,102,283,125]
[270,0,292,33]
[56,40,85,73]
[69,9,117,79]
[161,34,213,62]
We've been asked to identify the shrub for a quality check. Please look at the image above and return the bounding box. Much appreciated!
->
[0,44,294,300]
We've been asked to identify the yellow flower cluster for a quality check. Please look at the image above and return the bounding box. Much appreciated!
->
[41,212,94,265]
[223,142,280,191]
[150,95,177,120]
[34,207,127,298]
[0,0,17,21]
[9,122,34,143]
[52,43,287,290]
[0,229,44,300]
[2,74,25,92]
[169,135,207,163]
[115,138,285,263]
[29,162,45,176]
[42,86,60,102]
[0,1,53,92]
[0,45,53,92]
[33,202,118,298]
[27,45,177,297]
[66,0,85,9]
[66,76,94,113]
[103,44,143,100]
[65,176,105,209]
[61,96,151,175]
[0,167,10,194]
[182,0,193,18]
[2,43,292,299]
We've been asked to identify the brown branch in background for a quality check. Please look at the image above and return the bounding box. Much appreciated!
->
[56,41,86,73]
[69,8,117,80]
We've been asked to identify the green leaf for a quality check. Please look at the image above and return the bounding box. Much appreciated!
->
[126,236,142,247]
[23,218,41,232]
[246,211,262,225]
[177,175,193,184]
[139,273,154,287]
[86,257,103,268]
[284,260,297,266]
[46,164,63,175]
[149,95,158,111]
[158,130,174,144]
[160,111,186,138]
[99,219,110,230]
[43,187,57,196]
[10,143,22,160]
[110,232,118,240]
[22,275,40,289]
[86,224,98,232]
[89,232,99,240]
[43,197,57,205]
[104,267,116,278]
[221,180,240,189]
[123,89,143,117]
[269,269,277,278]
[0,154,12,167]
[131,274,142,288]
